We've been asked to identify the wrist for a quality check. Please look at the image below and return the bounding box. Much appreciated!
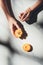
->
[8,16,15,21]
[26,7,32,13]
[30,7,35,12]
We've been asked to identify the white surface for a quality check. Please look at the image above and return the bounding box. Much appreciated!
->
[0,45,11,65]
[11,0,43,65]
[12,53,41,65]
[0,0,43,65]
[11,0,43,58]
[0,7,10,42]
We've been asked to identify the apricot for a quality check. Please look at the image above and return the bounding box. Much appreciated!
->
[14,29,23,38]
[22,43,32,52]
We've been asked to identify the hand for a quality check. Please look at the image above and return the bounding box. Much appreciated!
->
[8,17,23,38]
[19,8,31,21]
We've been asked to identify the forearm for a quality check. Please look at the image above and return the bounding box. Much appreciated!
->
[30,0,43,11]
[0,0,11,19]
[0,0,16,21]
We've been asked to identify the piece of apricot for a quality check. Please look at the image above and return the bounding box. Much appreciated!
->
[22,43,33,52]
[14,29,23,38]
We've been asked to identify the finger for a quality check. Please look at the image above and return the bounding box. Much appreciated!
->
[14,23,20,29]
[9,24,14,37]
[19,16,21,19]
[22,13,29,21]
[19,12,24,18]
[20,12,24,16]
[13,22,20,29]
[21,12,27,20]
[25,17,29,21]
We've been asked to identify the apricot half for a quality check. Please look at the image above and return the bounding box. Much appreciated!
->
[22,43,33,52]
[14,29,23,38]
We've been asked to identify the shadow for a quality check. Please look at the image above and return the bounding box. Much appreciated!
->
[28,44,33,52]
[4,0,15,19]
[37,22,43,28]
[0,41,14,53]
[39,22,43,28]
[26,2,43,24]
[12,19,27,39]
[17,20,27,39]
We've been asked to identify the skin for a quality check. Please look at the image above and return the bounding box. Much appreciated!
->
[19,0,43,21]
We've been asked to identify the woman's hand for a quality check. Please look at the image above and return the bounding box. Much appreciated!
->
[8,17,23,38]
[19,0,43,22]
[19,8,31,21]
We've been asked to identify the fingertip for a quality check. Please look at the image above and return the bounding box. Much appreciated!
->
[20,12,24,16]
